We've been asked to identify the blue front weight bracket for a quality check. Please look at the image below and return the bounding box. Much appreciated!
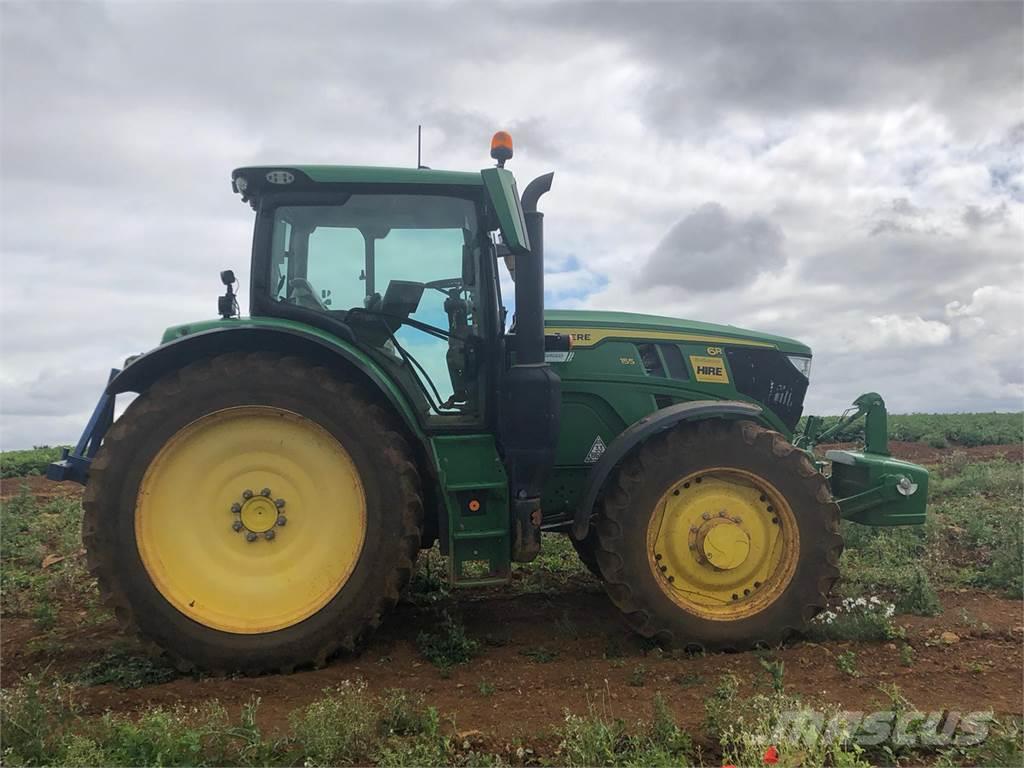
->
[47,368,121,485]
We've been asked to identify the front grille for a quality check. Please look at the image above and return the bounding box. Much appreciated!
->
[725,348,808,432]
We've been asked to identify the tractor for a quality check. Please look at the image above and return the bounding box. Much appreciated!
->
[50,132,928,673]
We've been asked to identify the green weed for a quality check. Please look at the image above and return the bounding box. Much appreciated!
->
[289,681,377,766]
[899,643,915,667]
[758,656,786,693]
[836,649,859,677]
[553,694,694,767]
[520,646,559,663]
[897,567,942,616]
[628,663,647,687]
[416,612,480,670]
[74,648,179,689]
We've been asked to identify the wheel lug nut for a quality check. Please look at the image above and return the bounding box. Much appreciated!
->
[232,520,243,532]
[264,530,276,541]
[690,526,698,533]
[718,510,727,518]
[242,489,253,499]
[276,515,287,527]
[231,503,241,513]
[733,517,742,524]
[731,593,738,600]
[668,575,675,583]
[260,488,271,497]
[274,498,286,508]
[702,512,710,521]
[659,565,667,572]
[655,553,662,561]
[246,532,257,542]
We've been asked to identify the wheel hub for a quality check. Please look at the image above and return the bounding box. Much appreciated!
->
[697,519,750,570]
[232,488,287,539]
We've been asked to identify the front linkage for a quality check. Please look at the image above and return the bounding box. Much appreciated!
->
[797,392,928,527]
[48,368,121,485]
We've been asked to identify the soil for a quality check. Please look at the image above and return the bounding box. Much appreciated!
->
[2,579,1021,743]
[818,441,1023,467]
[2,443,1021,746]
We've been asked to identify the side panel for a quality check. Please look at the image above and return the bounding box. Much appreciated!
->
[540,334,790,530]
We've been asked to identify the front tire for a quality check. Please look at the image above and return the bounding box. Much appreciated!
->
[594,419,842,650]
[83,352,423,673]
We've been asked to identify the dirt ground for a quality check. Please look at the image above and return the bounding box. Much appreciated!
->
[3,583,1021,743]
[2,443,1022,745]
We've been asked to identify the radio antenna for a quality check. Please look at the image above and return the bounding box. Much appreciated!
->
[417,125,423,169]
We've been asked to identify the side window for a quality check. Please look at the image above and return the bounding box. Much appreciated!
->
[306,228,365,310]
[376,228,477,407]
[267,197,482,418]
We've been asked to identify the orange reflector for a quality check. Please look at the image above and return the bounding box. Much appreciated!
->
[468,499,481,512]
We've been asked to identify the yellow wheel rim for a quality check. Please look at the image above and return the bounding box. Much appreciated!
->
[136,406,366,634]
[647,467,799,621]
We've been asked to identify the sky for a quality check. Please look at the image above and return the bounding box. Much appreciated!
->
[1,1,1022,450]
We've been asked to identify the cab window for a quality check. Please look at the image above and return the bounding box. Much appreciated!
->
[268,195,482,417]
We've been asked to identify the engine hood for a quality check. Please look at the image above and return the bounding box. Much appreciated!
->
[543,309,811,356]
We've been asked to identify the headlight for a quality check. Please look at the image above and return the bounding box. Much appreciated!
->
[786,355,812,380]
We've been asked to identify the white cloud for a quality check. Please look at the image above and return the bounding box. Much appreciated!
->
[1,1,1022,449]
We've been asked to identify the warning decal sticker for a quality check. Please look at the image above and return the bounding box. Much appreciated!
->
[585,435,607,463]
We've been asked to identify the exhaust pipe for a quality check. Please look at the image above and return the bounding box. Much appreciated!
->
[516,173,554,364]
[502,172,559,563]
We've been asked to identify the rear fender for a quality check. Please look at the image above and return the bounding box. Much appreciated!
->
[107,325,425,439]
[571,400,764,539]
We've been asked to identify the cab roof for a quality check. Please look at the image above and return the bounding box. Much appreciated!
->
[231,165,483,206]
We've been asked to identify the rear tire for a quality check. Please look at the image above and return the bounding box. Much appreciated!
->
[594,419,842,650]
[83,352,423,673]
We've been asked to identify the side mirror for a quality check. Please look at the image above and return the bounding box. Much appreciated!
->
[218,269,239,319]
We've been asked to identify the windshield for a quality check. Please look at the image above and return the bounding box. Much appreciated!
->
[268,194,483,416]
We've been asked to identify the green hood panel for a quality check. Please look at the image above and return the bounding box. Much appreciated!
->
[543,309,810,355]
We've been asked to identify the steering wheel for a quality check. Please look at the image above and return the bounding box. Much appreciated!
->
[288,278,327,310]
[423,277,463,295]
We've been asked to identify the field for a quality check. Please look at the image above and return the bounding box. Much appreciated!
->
[1,413,1022,767]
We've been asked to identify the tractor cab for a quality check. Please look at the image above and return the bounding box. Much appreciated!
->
[229,162,531,426]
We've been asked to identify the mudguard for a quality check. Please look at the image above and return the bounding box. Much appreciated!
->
[108,324,424,435]
[571,400,763,539]
[50,323,427,485]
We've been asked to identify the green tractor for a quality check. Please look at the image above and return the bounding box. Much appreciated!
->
[51,132,928,672]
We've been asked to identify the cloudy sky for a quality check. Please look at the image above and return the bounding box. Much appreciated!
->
[1,1,1022,449]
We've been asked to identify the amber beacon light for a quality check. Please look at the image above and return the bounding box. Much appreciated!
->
[490,131,513,167]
